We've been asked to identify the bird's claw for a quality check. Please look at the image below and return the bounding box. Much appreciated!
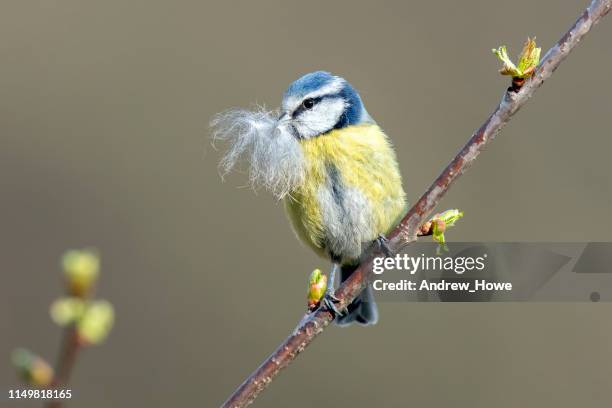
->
[317,290,347,318]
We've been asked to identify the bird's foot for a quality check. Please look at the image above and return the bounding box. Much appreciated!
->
[317,289,348,318]
[376,234,393,257]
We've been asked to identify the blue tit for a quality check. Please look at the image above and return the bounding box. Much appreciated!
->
[212,71,407,326]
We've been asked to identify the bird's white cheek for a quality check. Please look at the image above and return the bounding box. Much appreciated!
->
[294,99,346,138]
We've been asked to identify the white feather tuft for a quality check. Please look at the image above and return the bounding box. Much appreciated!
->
[210,107,305,199]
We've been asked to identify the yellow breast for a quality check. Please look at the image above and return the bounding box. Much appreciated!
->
[284,123,406,261]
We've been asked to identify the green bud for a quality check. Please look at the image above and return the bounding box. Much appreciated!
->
[11,348,54,387]
[516,37,541,76]
[307,269,328,311]
[492,37,541,79]
[76,300,115,345]
[436,209,464,228]
[50,297,86,326]
[429,209,464,252]
[432,219,447,244]
[62,249,100,298]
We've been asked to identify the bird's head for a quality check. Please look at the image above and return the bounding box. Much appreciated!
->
[279,71,371,139]
[211,71,369,199]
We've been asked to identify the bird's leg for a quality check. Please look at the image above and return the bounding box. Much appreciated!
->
[318,263,347,317]
[327,263,339,299]
[376,234,393,258]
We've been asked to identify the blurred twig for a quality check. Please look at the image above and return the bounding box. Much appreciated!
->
[12,249,114,408]
[46,327,81,408]
[220,1,612,407]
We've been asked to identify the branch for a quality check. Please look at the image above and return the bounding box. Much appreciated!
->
[12,250,114,408]
[221,1,612,407]
[46,327,81,408]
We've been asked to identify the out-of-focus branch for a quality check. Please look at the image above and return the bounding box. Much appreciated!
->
[46,328,80,408]
[52,328,81,388]
[12,250,114,408]
[220,1,612,407]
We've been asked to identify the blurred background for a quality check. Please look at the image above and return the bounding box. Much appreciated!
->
[2,0,612,407]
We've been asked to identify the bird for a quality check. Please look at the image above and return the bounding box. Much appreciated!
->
[212,71,407,325]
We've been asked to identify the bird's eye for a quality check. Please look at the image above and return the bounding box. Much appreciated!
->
[302,98,315,110]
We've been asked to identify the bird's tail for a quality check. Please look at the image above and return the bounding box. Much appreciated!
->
[336,263,378,326]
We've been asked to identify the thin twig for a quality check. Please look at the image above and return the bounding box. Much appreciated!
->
[46,326,81,408]
[221,1,612,406]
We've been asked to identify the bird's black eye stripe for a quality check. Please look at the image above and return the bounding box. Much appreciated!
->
[293,97,322,117]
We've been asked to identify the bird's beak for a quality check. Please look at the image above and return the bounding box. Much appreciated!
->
[276,112,301,140]
[278,112,290,122]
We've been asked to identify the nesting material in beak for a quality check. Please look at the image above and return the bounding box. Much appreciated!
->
[211,107,306,199]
